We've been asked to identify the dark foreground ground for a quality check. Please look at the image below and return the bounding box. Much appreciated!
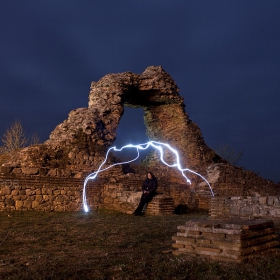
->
[0,209,280,280]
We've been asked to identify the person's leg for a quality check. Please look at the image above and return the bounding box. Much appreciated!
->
[133,196,147,215]
[133,192,157,215]
[146,192,156,203]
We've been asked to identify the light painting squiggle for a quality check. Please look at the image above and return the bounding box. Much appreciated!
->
[83,141,214,212]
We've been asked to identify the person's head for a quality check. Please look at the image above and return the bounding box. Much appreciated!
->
[147,172,154,179]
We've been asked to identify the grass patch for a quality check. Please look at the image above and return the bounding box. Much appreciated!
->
[0,210,280,279]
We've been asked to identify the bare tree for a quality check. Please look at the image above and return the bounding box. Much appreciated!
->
[1,120,28,153]
[30,132,41,146]
[214,144,243,165]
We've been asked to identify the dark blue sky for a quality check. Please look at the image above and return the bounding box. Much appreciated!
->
[0,1,279,182]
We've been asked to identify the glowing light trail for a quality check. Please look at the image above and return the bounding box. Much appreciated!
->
[83,141,214,212]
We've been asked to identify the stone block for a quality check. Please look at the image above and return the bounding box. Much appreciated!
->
[119,196,127,202]
[172,236,196,244]
[27,196,35,201]
[15,200,23,210]
[5,198,15,206]
[22,167,39,175]
[11,190,19,195]
[251,197,259,204]
[35,189,42,195]
[74,172,84,178]
[55,205,65,211]
[202,232,226,239]
[274,197,280,206]
[0,187,11,195]
[26,189,35,196]
[35,195,43,202]
[47,189,53,195]
[61,169,72,177]
[172,243,185,249]
[188,230,202,236]
[178,245,195,252]
[66,202,78,211]
[240,206,253,216]
[212,240,245,250]
[109,177,117,183]
[39,168,48,176]
[195,247,222,254]
[267,196,274,206]
[253,205,260,215]
[260,208,269,215]
[0,166,12,174]
[230,205,240,215]
[48,169,57,176]
[12,168,22,174]
[225,199,235,205]
[196,239,211,245]
[32,200,40,208]
[259,196,267,204]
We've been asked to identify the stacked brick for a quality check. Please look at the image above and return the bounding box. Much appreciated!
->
[172,219,279,263]
[146,194,174,215]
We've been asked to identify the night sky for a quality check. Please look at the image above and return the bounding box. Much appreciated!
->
[0,1,279,182]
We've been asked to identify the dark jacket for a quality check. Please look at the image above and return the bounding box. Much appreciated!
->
[142,177,158,194]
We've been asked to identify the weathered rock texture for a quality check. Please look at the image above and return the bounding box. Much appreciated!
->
[0,66,279,213]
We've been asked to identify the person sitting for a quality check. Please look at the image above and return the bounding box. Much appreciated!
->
[133,172,158,216]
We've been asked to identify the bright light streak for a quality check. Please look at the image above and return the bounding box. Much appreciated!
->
[82,141,214,212]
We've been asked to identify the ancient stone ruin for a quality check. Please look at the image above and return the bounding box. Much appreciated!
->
[172,219,279,262]
[0,66,279,213]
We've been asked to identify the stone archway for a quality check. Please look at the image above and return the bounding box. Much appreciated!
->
[88,66,222,172]
[84,65,222,173]
[12,65,219,174]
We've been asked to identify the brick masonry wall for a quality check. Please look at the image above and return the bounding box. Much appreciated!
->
[210,196,280,219]
[0,164,208,213]
[0,173,84,211]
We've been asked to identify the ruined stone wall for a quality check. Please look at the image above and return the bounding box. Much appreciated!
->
[210,196,280,219]
[1,66,223,175]
[1,66,279,212]
[200,163,280,197]
[0,163,206,213]
[96,164,201,213]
